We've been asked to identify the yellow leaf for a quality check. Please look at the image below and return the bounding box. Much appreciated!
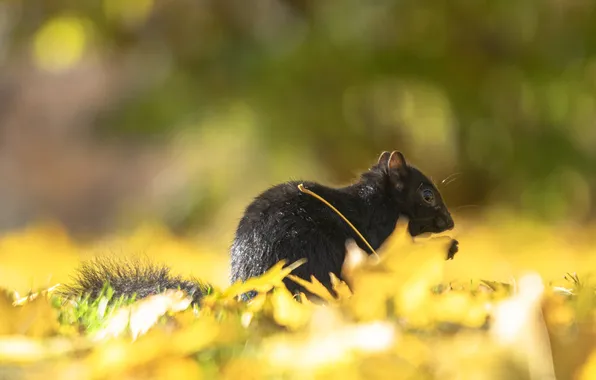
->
[245,292,268,313]
[329,272,353,301]
[153,357,203,380]
[88,315,242,378]
[12,283,61,306]
[431,292,476,325]
[286,274,337,303]
[579,350,596,380]
[222,358,264,380]
[1,294,61,338]
[0,290,17,335]
[344,223,450,322]
[0,336,83,364]
[397,250,445,316]
[220,259,307,300]
[0,223,80,295]
[347,271,396,321]
[269,286,313,331]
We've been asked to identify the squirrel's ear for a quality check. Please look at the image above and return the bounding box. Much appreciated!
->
[377,151,391,166]
[388,151,408,177]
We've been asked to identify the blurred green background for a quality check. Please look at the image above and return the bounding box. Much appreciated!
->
[0,0,595,243]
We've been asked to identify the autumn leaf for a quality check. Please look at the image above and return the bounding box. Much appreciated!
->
[286,274,337,304]
[267,286,313,330]
[0,291,60,338]
[217,259,307,300]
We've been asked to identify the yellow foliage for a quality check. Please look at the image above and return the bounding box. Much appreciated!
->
[0,223,80,294]
[0,214,595,379]
[286,274,339,304]
[580,350,596,380]
[268,286,313,331]
[216,258,306,301]
[153,357,203,380]
[0,290,60,338]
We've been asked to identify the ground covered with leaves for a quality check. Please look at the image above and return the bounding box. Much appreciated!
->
[1,212,596,380]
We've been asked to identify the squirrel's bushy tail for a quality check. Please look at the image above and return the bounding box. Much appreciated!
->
[58,256,212,305]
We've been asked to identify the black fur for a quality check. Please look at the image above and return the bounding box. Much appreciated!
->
[230,151,456,299]
[58,256,212,305]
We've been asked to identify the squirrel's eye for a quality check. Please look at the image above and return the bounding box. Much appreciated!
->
[421,188,435,204]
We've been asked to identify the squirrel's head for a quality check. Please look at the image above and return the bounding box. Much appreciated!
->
[376,150,454,237]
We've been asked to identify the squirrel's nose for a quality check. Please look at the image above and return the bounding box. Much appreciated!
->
[446,218,454,230]
[436,215,454,230]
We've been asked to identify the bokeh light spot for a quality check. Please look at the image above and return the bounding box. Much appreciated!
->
[33,15,89,73]
[103,0,154,27]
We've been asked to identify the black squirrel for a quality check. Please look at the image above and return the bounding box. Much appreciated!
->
[59,151,457,304]
[230,150,457,300]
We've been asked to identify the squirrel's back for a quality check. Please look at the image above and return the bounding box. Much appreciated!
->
[229,177,389,298]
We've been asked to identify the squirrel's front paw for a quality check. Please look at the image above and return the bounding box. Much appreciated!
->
[447,239,458,260]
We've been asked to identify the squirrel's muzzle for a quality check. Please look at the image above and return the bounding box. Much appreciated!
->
[433,210,455,231]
